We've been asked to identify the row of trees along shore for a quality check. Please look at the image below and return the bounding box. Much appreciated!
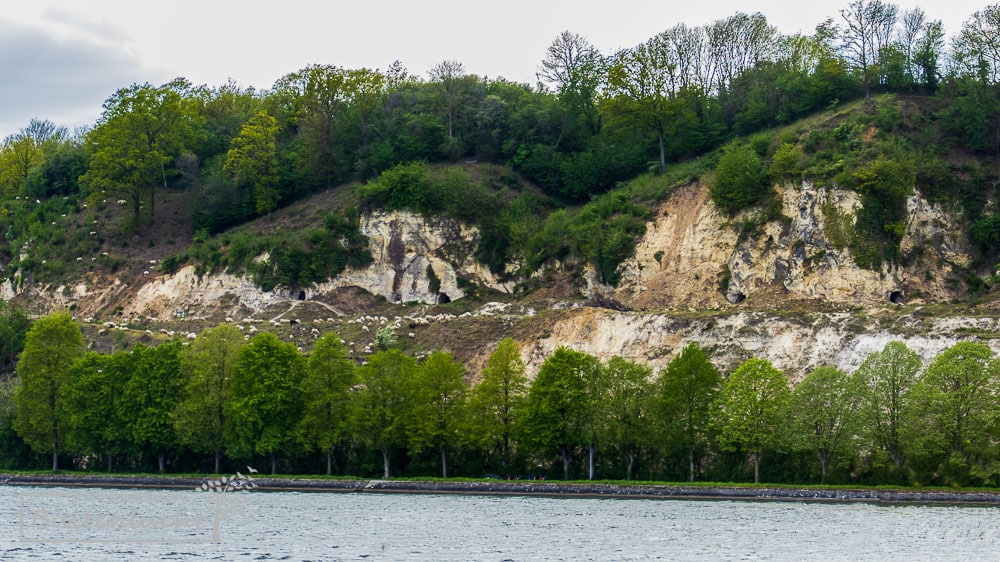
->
[5,311,1000,488]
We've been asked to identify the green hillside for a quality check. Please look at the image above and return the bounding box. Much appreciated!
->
[2,4,999,296]
[3,4,1000,485]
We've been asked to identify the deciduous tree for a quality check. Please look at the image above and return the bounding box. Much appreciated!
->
[468,338,527,470]
[225,332,305,474]
[600,356,653,480]
[839,0,899,100]
[408,351,468,478]
[519,347,598,479]
[709,140,769,213]
[658,343,721,482]
[352,349,416,479]
[13,312,84,470]
[784,366,857,482]
[120,342,184,472]
[854,341,920,468]
[298,333,357,475]
[224,110,280,219]
[63,350,132,472]
[716,358,789,483]
[910,342,998,482]
[81,79,201,230]
[174,324,244,473]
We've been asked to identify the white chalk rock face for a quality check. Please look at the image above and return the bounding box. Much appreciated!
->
[317,210,513,304]
[611,181,972,310]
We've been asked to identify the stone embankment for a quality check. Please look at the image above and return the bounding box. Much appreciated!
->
[4,473,1000,504]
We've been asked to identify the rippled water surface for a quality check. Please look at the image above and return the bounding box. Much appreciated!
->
[2,485,999,560]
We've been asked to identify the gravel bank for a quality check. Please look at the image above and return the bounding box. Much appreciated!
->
[4,473,1000,504]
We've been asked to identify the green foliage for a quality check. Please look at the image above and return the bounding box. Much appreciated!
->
[352,349,417,478]
[407,351,468,477]
[174,324,244,472]
[468,338,527,469]
[120,342,184,471]
[0,300,29,375]
[854,341,921,471]
[62,350,131,469]
[769,143,804,183]
[526,189,650,284]
[358,162,502,224]
[81,80,202,231]
[12,311,84,469]
[225,332,306,473]
[374,325,397,351]
[518,347,599,479]
[598,357,654,480]
[909,342,998,485]
[784,366,857,483]
[657,343,721,482]
[715,358,789,483]
[181,207,371,291]
[224,110,280,218]
[849,157,914,269]
[298,333,357,474]
[710,141,770,214]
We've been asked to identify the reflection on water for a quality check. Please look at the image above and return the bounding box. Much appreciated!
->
[1,485,999,560]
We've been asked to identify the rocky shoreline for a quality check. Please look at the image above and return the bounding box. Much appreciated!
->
[3,473,1000,504]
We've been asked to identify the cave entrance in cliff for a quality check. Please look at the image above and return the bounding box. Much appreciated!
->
[298,290,306,301]
[437,293,451,304]
[889,291,904,304]
[728,292,746,304]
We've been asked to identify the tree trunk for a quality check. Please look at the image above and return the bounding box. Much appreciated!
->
[158,451,166,473]
[658,131,666,173]
[107,452,113,473]
[627,452,636,481]
[441,447,448,479]
[52,443,58,472]
[214,449,222,474]
[588,443,596,480]
[819,450,830,484]
[689,447,696,482]
[561,445,571,480]
[270,452,277,475]
[382,448,391,479]
[327,448,333,476]
[889,445,905,468]
[753,451,760,484]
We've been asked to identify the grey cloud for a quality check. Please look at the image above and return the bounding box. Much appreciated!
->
[0,17,167,138]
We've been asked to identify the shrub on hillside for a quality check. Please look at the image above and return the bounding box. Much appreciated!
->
[709,141,770,214]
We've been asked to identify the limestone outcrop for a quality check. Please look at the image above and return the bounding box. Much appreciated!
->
[612,182,971,310]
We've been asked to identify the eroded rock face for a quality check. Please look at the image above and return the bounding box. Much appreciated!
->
[123,266,268,319]
[518,307,998,381]
[316,211,513,304]
[612,182,972,310]
[93,210,514,319]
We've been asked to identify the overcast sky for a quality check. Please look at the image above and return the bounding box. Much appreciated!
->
[0,0,989,140]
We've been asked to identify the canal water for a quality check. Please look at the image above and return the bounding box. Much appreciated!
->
[1,485,998,560]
